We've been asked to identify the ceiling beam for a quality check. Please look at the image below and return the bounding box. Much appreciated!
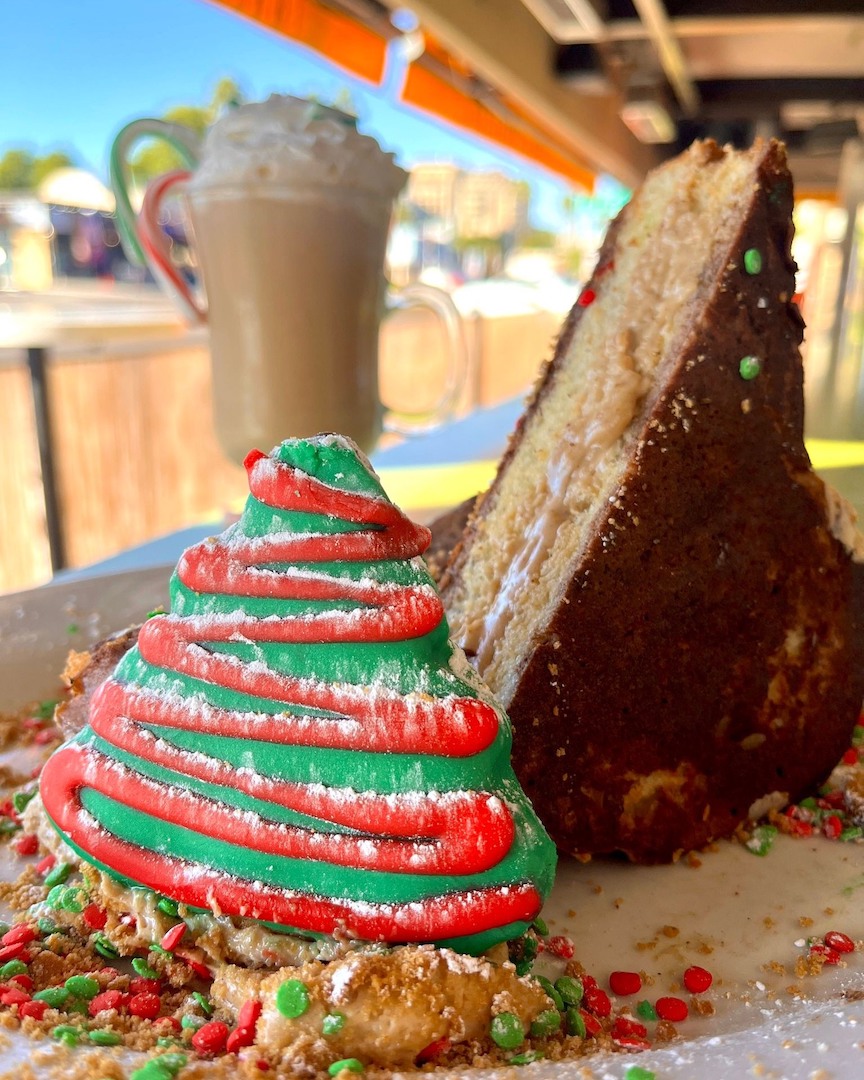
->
[630,0,699,114]
[378,0,657,186]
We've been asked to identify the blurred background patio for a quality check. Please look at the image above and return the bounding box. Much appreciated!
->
[2,0,864,594]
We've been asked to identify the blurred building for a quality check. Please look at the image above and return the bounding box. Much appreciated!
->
[407,165,529,239]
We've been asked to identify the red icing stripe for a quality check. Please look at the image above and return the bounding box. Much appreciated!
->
[44,748,540,938]
[41,449,518,938]
[49,741,514,875]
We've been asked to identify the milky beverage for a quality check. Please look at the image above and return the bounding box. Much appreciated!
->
[187,96,407,463]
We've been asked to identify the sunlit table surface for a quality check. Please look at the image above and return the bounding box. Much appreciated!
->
[51,390,864,586]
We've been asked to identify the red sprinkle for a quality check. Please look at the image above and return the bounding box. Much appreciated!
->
[238,999,263,1030]
[613,1035,652,1051]
[35,854,56,876]
[227,1026,256,1053]
[256,1063,270,1072]
[787,817,814,838]
[547,935,575,959]
[1,924,37,947]
[809,943,841,966]
[128,991,161,1019]
[823,815,843,840]
[19,999,47,1020]
[611,1016,648,1040]
[12,833,39,856]
[579,1008,602,1037]
[655,996,689,1022]
[577,287,596,307]
[416,1037,451,1063]
[10,974,33,992]
[155,1016,182,1034]
[82,904,108,930]
[683,965,713,994]
[89,989,127,1016]
[843,748,859,766]
[0,942,27,964]
[34,729,58,746]
[175,949,212,979]
[129,977,162,996]
[824,931,855,954]
[583,984,612,1017]
[0,987,31,1007]
[609,970,642,996]
[192,1020,230,1056]
[160,923,187,952]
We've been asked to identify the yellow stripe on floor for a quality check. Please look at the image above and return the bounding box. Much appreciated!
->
[806,440,864,470]
[376,460,498,511]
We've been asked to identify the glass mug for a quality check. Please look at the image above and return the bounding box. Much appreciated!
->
[110,99,468,464]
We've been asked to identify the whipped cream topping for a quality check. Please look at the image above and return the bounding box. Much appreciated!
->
[189,95,406,198]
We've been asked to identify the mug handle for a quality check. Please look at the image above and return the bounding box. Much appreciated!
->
[137,170,206,323]
[109,117,201,267]
[383,284,470,435]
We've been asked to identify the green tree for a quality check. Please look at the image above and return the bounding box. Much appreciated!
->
[0,150,36,190]
[129,78,246,185]
[0,149,76,190]
[32,151,75,186]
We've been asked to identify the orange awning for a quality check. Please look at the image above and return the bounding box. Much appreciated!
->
[402,38,595,191]
[211,0,392,85]
[210,2,594,189]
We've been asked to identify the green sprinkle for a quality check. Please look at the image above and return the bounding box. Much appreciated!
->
[529,1009,561,1038]
[0,959,28,979]
[625,1067,657,1080]
[35,699,59,720]
[156,896,179,917]
[532,917,549,937]
[132,956,160,979]
[534,974,564,1012]
[746,823,778,856]
[192,990,212,1015]
[12,790,35,814]
[65,975,100,1000]
[157,1037,179,1048]
[130,1064,174,1080]
[34,986,70,1007]
[53,1024,81,1047]
[276,978,310,1018]
[554,976,583,1007]
[67,998,90,1015]
[841,825,863,842]
[328,1059,364,1076]
[0,820,21,835]
[739,354,762,381]
[743,248,762,275]
[514,959,532,977]
[509,1050,544,1065]
[46,885,68,909]
[66,623,80,635]
[37,917,57,936]
[44,859,73,885]
[565,1007,586,1038]
[152,1054,187,1074]
[0,922,8,937]
[636,998,658,1021]
[180,1013,206,1030]
[322,1011,346,1036]
[853,725,864,748]
[146,607,166,619]
[94,934,120,960]
[800,796,819,810]
[490,1012,524,1050]
[89,1030,123,1046]
[149,943,170,955]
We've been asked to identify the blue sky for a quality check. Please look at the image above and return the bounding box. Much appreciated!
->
[3,0,595,231]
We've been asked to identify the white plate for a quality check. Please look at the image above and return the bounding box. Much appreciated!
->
[1,569,863,1078]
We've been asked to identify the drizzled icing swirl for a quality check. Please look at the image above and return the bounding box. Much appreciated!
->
[40,436,555,951]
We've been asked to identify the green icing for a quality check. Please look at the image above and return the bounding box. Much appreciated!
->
[43,435,556,952]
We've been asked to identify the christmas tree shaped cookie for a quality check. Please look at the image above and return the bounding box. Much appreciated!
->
[40,436,556,952]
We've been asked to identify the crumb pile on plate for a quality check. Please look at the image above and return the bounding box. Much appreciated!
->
[439,138,864,864]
